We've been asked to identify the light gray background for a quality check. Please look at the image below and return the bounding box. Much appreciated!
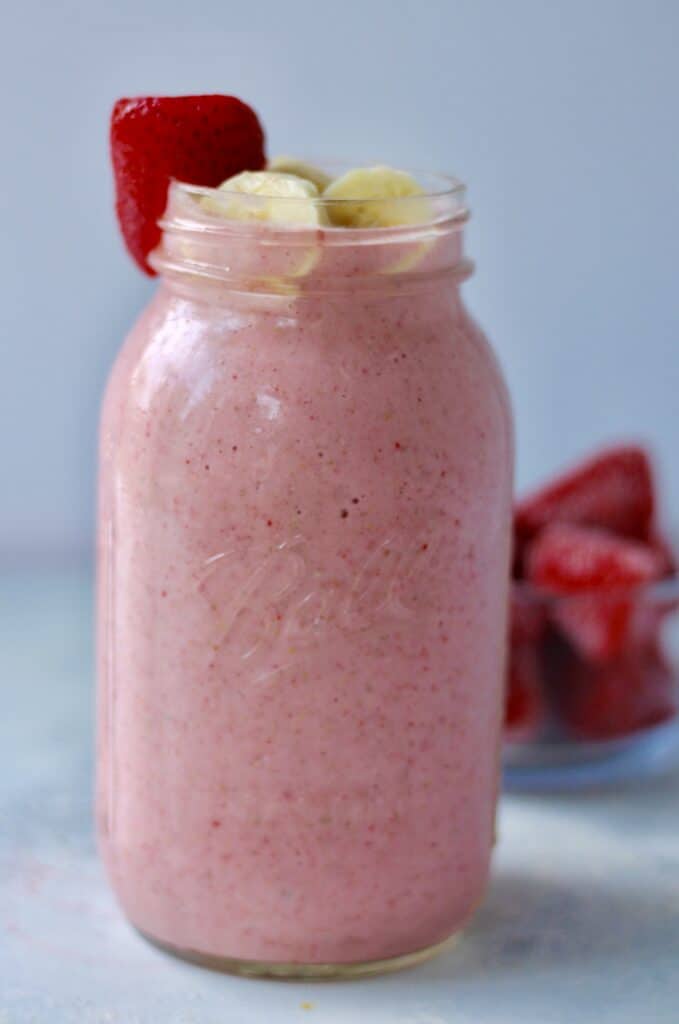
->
[2,0,678,563]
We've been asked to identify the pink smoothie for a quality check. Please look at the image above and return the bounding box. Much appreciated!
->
[97,182,513,967]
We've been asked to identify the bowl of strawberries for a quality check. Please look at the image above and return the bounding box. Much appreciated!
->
[505,444,679,788]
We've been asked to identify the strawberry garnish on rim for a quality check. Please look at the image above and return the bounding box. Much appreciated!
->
[110,95,266,275]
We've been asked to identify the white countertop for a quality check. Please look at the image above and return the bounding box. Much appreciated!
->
[2,568,678,1023]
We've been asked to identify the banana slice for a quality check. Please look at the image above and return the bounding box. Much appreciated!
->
[267,156,332,194]
[200,170,327,226]
[324,165,430,228]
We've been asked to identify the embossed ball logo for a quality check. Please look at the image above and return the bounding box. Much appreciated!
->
[196,533,442,674]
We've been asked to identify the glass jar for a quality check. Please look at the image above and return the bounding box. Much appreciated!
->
[96,170,513,977]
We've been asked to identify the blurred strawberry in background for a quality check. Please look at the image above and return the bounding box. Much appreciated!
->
[506,445,678,744]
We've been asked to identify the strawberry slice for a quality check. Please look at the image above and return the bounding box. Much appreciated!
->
[552,577,677,663]
[505,642,545,742]
[552,593,640,662]
[111,95,266,275]
[510,588,546,644]
[515,446,655,545]
[558,645,676,740]
[505,590,548,742]
[527,524,665,661]
[650,530,677,577]
[527,523,665,594]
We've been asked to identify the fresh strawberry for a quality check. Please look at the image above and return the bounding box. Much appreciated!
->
[515,446,655,545]
[527,523,665,594]
[505,643,545,742]
[552,593,639,662]
[527,523,664,661]
[649,530,678,577]
[557,645,676,740]
[506,589,548,741]
[511,544,525,581]
[539,622,579,692]
[111,95,266,274]
[510,447,676,741]
[510,587,546,644]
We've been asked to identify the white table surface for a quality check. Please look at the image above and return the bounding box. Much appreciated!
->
[2,568,678,1024]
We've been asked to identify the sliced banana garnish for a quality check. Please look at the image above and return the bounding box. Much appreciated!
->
[192,163,436,289]
[323,165,430,228]
[200,170,328,226]
[267,156,332,194]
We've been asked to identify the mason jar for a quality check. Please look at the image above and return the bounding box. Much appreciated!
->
[97,169,513,977]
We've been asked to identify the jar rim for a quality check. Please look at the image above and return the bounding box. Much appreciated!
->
[161,162,468,240]
[151,165,471,291]
[196,161,464,200]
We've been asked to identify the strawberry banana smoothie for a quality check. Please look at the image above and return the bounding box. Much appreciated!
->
[98,97,513,976]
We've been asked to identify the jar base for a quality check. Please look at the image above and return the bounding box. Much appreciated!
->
[135,927,460,980]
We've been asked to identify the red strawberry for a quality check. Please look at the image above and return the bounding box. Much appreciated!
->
[510,587,546,644]
[539,622,579,692]
[558,645,676,740]
[111,95,266,275]
[552,593,639,662]
[649,530,677,577]
[527,523,664,594]
[511,542,525,581]
[505,642,545,742]
[515,446,655,546]
[527,524,664,661]
[553,581,678,663]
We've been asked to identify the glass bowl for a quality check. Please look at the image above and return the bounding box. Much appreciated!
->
[503,575,679,790]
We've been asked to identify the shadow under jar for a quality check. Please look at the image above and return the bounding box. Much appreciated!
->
[504,577,679,790]
[96,170,513,977]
